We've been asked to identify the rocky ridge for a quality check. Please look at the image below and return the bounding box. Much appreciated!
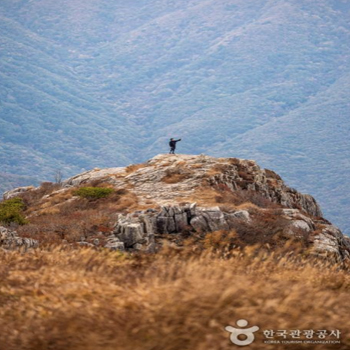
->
[3,154,350,261]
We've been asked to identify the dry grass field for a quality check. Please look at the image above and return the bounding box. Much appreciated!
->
[0,240,349,350]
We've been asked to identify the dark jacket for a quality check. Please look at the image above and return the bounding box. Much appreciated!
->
[169,139,181,148]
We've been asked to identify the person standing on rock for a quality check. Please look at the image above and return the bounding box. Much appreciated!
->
[169,138,181,154]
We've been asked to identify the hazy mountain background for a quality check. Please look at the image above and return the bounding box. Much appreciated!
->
[0,0,349,234]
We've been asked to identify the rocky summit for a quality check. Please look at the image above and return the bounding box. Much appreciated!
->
[3,154,350,262]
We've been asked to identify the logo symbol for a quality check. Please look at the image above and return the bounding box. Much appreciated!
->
[225,319,259,346]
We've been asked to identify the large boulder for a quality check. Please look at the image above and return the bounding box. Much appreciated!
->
[190,206,230,232]
[113,213,156,252]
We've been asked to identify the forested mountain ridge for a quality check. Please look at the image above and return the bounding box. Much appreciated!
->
[0,0,349,233]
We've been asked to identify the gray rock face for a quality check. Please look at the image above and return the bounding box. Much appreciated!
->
[109,203,350,262]
[0,226,17,240]
[208,163,322,218]
[113,214,156,252]
[0,226,38,251]
[190,206,230,232]
[154,204,250,235]
[104,236,125,251]
[280,209,315,237]
[312,225,350,261]
[110,204,250,252]
[156,206,190,234]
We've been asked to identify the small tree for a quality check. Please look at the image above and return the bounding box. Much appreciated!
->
[0,198,28,225]
[54,169,63,185]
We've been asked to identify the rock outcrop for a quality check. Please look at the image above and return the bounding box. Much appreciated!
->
[59,154,322,217]
[110,204,251,251]
[113,203,250,245]
[207,161,322,218]
[312,225,350,261]
[3,186,35,200]
[122,154,322,217]
[109,203,350,262]
[2,154,349,262]
[62,167,125,187]
[0,226,38,251]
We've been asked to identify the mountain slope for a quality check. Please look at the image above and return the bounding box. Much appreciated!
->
[0,11,138,177]
[0,0,349,233]
[211,71,350,233]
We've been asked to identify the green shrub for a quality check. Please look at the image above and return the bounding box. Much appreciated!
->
[73,187,114,200]
[0,197,28,225]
